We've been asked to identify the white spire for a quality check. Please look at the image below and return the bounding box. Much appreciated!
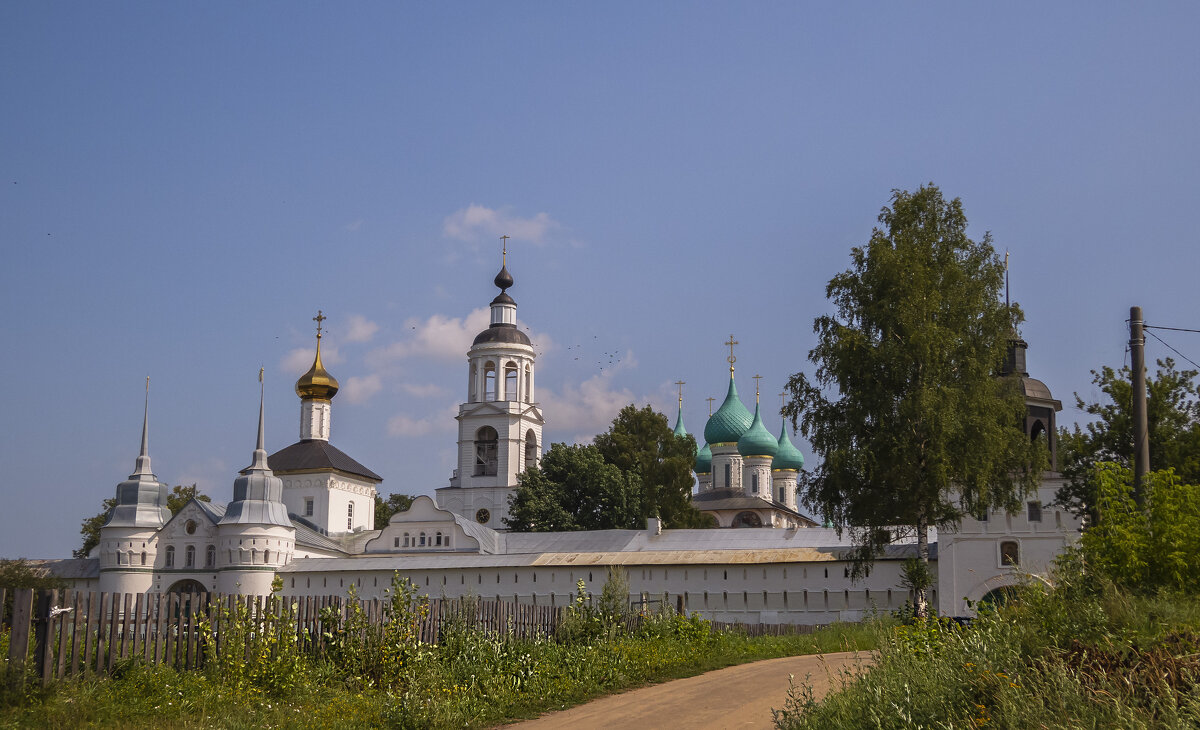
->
[250,367,269,471]
[132,375,153,477]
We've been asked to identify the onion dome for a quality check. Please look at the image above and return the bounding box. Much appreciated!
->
[772,422,805,471]
[673,401,688,439]
[494,263,513,291]
[296,334,339,401]
[737,402,778,457]
[704,374,753,445]
[694,442,712,474]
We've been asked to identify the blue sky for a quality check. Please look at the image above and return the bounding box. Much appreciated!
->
[3,3,1198,558]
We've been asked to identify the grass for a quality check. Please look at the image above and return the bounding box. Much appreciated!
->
[0,615,878,729]
[774,555,1200,729]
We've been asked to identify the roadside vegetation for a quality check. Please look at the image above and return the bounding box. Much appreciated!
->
[1,570,877,729]
[776,465,1200,729]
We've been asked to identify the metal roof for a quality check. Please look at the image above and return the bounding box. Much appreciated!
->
[268,439,382,481]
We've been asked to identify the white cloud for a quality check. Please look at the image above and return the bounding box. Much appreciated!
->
[343,314,379,343]
[367,308,553,369]
[343,374,382,404]
[387,414,436,437]
[442,204,562,245]
[280,344,343,376]
[344,219,364,232]
[387,403,459,437]
[539,359,642,443]
[402,382,446,398]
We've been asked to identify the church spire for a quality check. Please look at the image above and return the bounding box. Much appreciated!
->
[251,367,269,470]
[220,368,290,527]
[673,380,688,438]
[132,376,153,477]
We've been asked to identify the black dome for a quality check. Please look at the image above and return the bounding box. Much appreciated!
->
[472,324,532,347]
[494,264,513,291]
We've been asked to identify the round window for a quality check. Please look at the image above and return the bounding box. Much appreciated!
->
[475,508,491,524]
[185,520,197,535]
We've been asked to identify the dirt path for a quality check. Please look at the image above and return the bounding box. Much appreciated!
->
[503,651,871,730]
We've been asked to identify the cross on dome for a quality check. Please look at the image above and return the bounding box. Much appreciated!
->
[725,335,738,373]
[313,310,326,338]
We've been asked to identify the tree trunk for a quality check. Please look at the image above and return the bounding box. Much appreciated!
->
[915,514,930,618]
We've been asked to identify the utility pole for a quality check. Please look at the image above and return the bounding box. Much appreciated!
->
[1130,306,1150,504]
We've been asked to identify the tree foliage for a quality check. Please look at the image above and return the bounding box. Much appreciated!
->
[0,558,68,591]
[1057,358,1200,521]
[74,484,210,559]
[374,493,417,528]
[1081,463,1200,593]
[593,405,709,528]
[505,443,642,531]
[783,185,1042,612]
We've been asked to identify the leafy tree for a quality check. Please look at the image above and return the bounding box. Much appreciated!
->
[783,184,1042,616]
[0,558,68,591]
[1080,463,1200,593]
[73,497,116,559]
[505,443,642,531]
[1057,358,1200,522]
[593,405,710,528]
[166,483,210,514]
[74,484,210,559]
[374,493,417,527]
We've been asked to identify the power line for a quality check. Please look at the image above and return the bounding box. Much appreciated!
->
[1144,324,1200,334]
[1144,328,1200,371]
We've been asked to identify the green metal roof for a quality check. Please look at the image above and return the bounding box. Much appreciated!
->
[703,374,752,445]
[737,402,778,457]
[672,403,688,439]
[694,442,712,474]
[772,421,805,471]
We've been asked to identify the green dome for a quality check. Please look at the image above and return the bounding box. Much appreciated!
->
[772,422,805,471]
[737,402,778,457]
[694,442,712,474]
[704,375,753,445]
[672,403,688,439]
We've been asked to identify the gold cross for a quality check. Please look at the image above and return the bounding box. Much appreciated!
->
[501,235,510,264]
[725,335,738,371]
[706,396,716,416]
[753,374,762,402]
[674,380,686,405]
[779,391,786,409]
[313,310,326,338]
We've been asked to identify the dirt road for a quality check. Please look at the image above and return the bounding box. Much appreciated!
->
[504,651,870,730]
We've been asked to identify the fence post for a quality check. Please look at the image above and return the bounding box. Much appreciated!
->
[7,588,34,689]
[35,589,58,687]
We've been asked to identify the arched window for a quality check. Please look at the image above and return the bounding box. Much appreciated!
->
[205,545,216,568]
[403,532,410,547]
[264,549,271,564]
[185,545,196,568]
[140,551,147,566]
[347,502,354,530]
[1000,540,1020,566]
[504,362,518,401]
[165,545,175,568]
[525,430,538,470]
[475,426,498,476]
[751,473,759,493]
[420,532,427,547]
[732,511,763,528]
[724,463,731,489]
[435,531,443,546]
[484,362,497,401]
[524,364,532,402]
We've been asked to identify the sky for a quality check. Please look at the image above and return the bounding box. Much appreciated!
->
[2,3,1199,559]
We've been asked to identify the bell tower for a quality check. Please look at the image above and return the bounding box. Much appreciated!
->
[436,239,544,529]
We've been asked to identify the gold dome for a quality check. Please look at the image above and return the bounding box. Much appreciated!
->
[296,335,339,401]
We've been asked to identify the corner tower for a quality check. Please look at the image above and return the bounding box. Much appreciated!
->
[437,243,544,529]
[98,379,172,593]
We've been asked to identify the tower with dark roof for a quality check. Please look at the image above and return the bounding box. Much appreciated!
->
[270,317,382,535]
[436,246,544,529]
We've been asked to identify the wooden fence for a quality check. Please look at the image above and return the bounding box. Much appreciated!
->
[2,587,827,687]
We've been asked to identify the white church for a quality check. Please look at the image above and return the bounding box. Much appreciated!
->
[56,255,1080,624]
